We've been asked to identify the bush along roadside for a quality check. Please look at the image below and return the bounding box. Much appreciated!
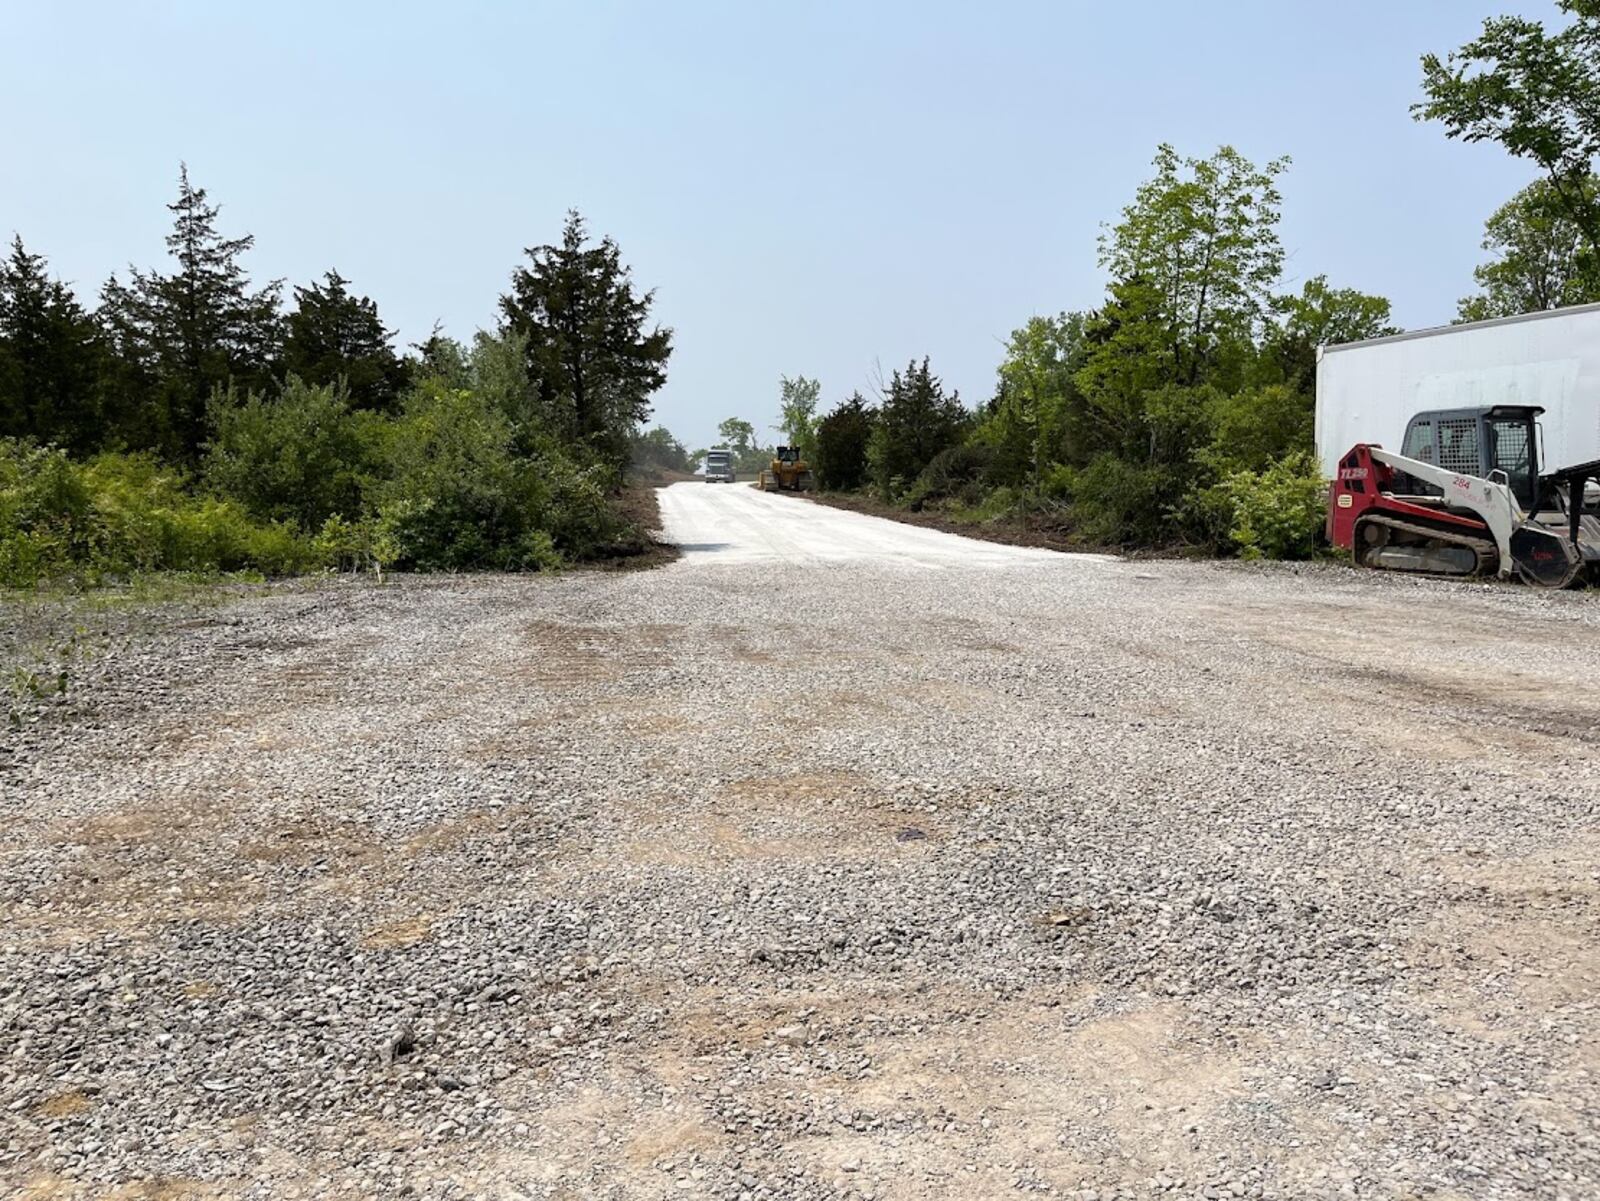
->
[0,380,669,590]
[1,195,681,589]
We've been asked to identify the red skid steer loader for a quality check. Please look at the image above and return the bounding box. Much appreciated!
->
[1328,404,1600,589]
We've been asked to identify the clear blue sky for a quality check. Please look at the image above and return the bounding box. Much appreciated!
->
[1,0,1539,449]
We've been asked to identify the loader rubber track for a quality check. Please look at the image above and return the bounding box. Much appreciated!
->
[1355,513,1499,578]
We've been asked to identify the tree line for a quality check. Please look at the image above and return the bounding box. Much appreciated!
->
[0,170,675,584]
[723,1,1600,559]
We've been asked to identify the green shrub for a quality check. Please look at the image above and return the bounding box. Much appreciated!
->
[313,515,395,574]
[957,484,1024,523]
[1171,477,1236,551]
[1204,384,1312,474]
[372,382,564,571]
[903,443,995,510]
[1214,451,1325,560]
[1061,454,1180,546]
[1039,463,1075,501]
[205,377,376,530]
[0,439,325,586]
[540,453,625,560]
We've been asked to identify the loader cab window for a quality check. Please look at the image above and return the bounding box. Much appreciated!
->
[1487,415,1536,509]
[1399,419,1441,497]
[1400,419,1435,463]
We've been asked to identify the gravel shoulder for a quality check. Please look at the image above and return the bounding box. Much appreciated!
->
[2,524,1599,1199]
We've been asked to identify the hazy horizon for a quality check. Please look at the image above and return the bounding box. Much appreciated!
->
[2,1,1539,449]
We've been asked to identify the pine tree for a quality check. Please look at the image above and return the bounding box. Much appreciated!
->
[0,236,105,451]
[98,165,282,459]
[282,270,408,410]
[870,359,968,495]
[498,211,672,468]
[814,392,876,491]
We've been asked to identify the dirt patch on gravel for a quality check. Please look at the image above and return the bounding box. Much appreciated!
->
[628,980,1268,1197]
[1409,835,1600,1020]
[363,914,436,950]
[574,773,946,873]
[33,1092,92,1120]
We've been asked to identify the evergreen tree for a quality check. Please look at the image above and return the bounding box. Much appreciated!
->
[282,270,408,410]
[98,165,282,459]
[0,236,104,451]
[498,211,672,469]
[868,359,968,497]
[629,425,692,474]
[409,323,470,387]
[813,392,875,491]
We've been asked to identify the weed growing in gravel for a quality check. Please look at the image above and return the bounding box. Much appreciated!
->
[0,573,279,726]
[4,624,97,727]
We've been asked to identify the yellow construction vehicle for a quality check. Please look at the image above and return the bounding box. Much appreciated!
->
[756,446,815,492]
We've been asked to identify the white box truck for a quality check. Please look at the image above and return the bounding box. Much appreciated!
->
[1315,303,1600,480]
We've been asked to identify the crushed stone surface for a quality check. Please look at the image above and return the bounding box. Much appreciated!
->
[3,499,1599,1200]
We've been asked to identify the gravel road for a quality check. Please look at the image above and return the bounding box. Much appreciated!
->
[657,482,1112,568]
[3,487,1599,1201]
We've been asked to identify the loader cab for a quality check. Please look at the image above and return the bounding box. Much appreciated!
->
[1398,405,1542,510]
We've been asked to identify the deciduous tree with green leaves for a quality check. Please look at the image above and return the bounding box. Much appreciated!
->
[716,416,755,455]
[715,415,772,472]
[1097,144,1289,389]
[1457,177,1600,320]
[1417,0,1600,267]
[777,374,821,459]
[1263,275,1400,388]
[984,312,1089,485]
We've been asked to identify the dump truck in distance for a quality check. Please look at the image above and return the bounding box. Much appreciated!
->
[703,449,735,483]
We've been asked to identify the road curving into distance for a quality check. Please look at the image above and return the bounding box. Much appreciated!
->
[656,480,1116,568]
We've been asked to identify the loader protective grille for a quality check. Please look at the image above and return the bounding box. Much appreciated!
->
[1488,417,1535,507]
[1436,418,1481,478]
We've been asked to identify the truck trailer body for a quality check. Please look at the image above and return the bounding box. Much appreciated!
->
[1315,303,1600,481]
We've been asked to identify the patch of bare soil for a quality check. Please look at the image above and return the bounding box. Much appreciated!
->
[803,490,1115,556]
[586,479,683,571]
